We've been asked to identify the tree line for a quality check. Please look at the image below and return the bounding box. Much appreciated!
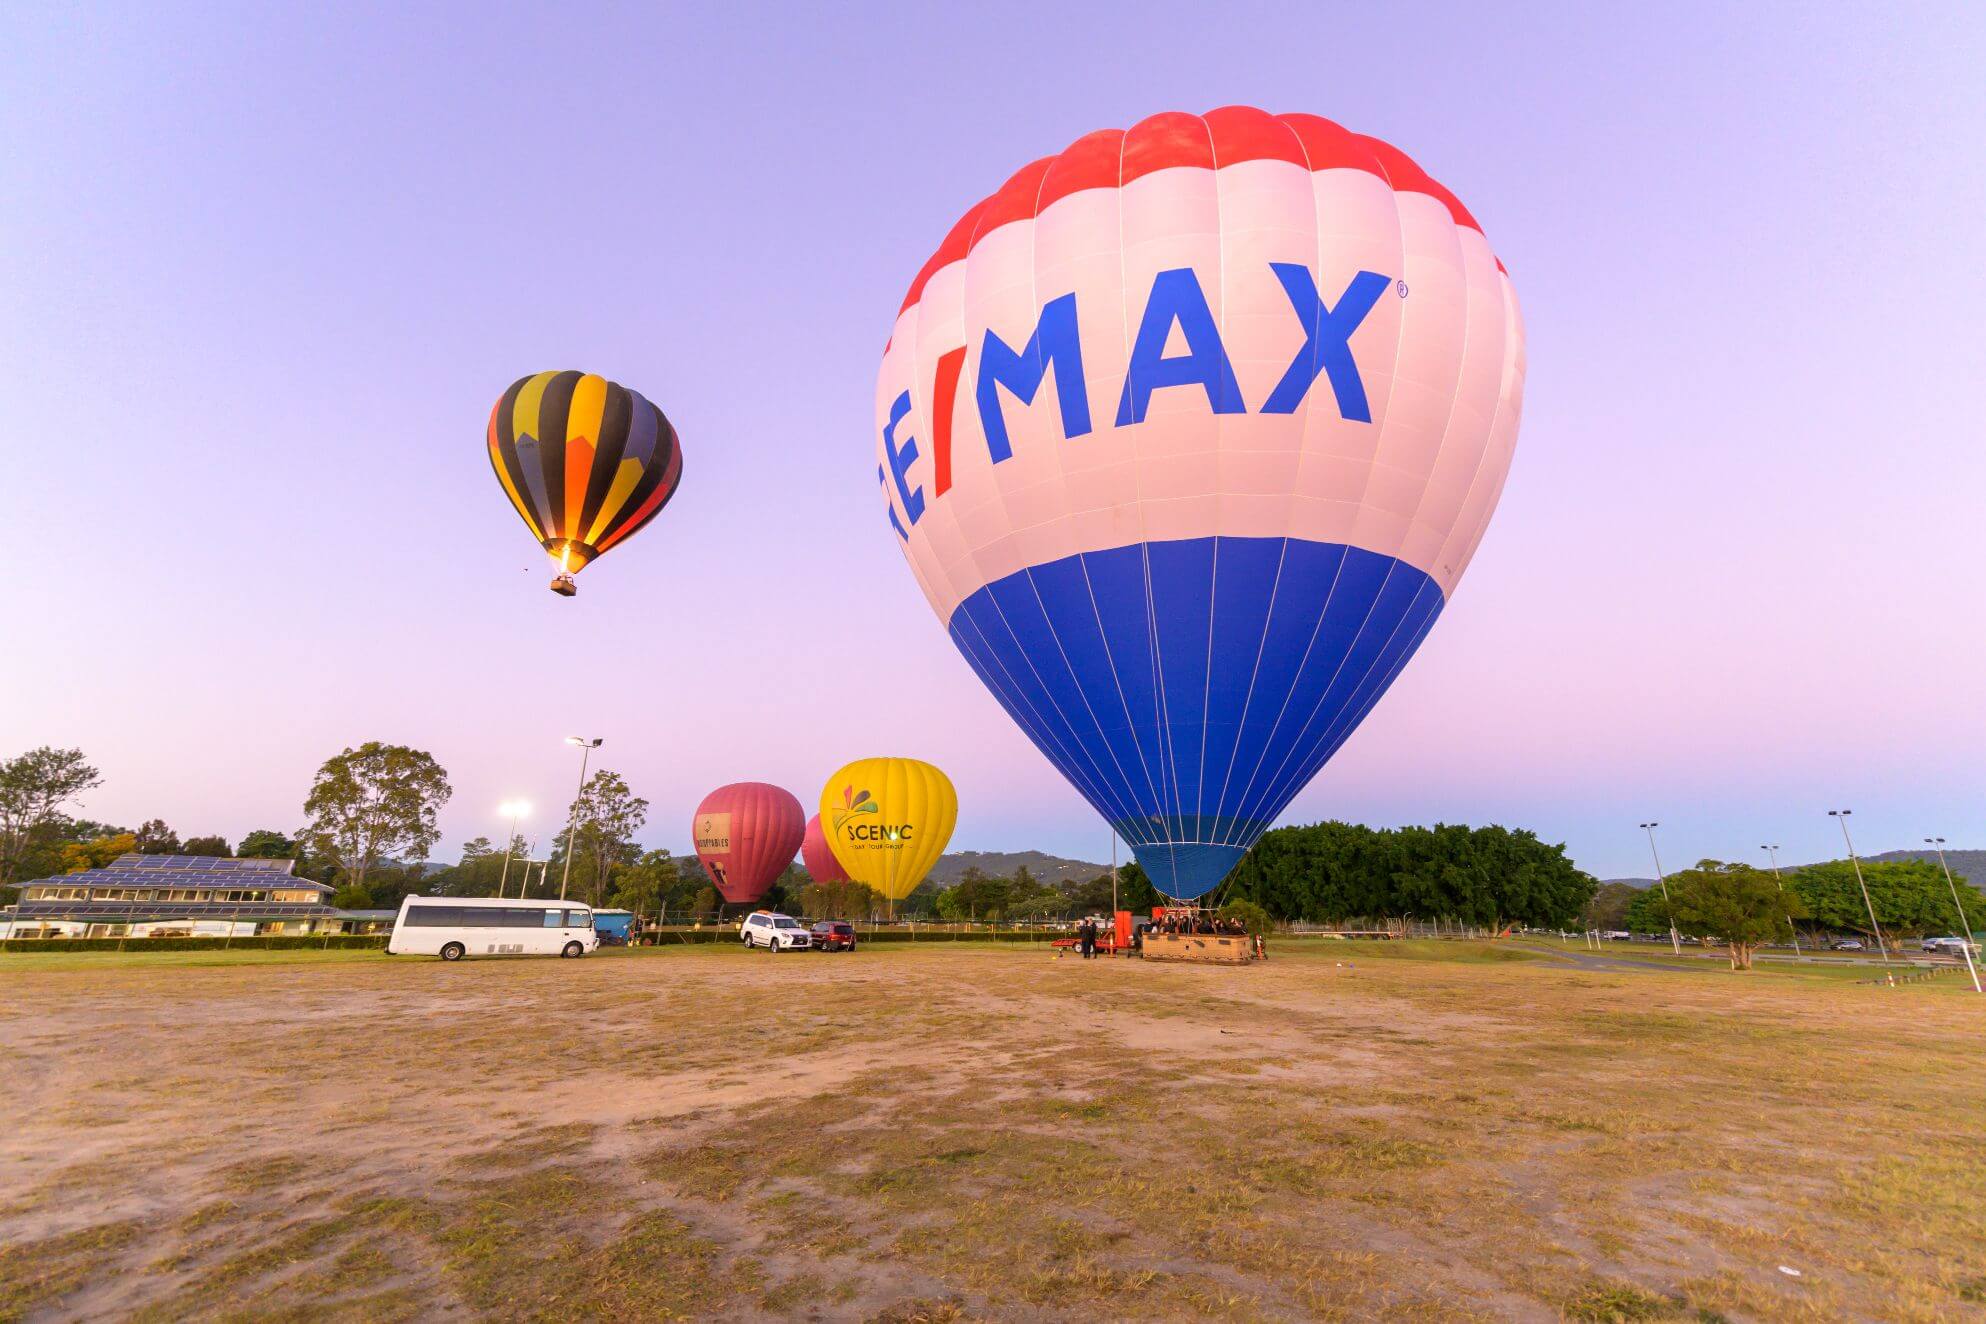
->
[31,740,1965,948]
[1590,858,1983,959]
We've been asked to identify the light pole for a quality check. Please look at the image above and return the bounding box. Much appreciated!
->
[497,801,529,898]
[1760,844,1800,954]
[559,737,602,902]
[1640,822,1681,956]
[1829,810,1892,973]
[1925,837,1981,994]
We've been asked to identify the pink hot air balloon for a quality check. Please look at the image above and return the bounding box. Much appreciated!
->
[692,783,805,906]
[801,813,851,885]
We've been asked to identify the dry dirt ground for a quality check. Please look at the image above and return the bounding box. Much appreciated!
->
[1,940,1982,1322]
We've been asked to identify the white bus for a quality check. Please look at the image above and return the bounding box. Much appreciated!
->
[387,896,598,961]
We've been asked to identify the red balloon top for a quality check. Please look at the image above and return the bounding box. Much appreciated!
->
[692,782,804,905]
[801,813,851,885]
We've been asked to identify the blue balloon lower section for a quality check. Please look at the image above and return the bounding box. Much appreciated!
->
[946,536,1445,900]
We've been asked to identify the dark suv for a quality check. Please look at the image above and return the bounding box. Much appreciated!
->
[811,921,857,952]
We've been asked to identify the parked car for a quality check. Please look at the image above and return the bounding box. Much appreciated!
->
[1601,930,1632,942]
[740,911,812,952]
[811,920,857,952]
[1922,936,1980,955]
[1830,939,1865,952]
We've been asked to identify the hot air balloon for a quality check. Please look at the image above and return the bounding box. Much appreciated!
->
[801,814,851,885]
[488,370,684,596]
[818,759,956,912]
[874,108,1524,901]
[692,783,804,908]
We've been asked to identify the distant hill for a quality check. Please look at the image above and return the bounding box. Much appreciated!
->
[925,850,1109,887]
[1862,848,1983,885]
[1602,877,1656,889]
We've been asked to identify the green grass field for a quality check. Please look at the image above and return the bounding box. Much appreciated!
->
[2,938,1981,1320]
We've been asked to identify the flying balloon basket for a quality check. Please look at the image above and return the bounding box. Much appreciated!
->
[487,371,684,599]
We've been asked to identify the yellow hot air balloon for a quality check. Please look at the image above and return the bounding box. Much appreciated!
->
[819,758,956,911]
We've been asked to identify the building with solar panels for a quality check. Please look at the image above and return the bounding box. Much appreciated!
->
[1,854,394,939]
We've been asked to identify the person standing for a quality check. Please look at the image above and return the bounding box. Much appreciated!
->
[1079,917,1095,960]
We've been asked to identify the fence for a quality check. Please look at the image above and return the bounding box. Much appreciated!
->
[1,935,389,953]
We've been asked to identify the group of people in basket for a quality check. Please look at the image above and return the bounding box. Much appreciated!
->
[1068,911,1266,960]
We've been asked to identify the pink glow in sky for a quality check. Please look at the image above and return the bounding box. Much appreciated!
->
[3,3,1982,878]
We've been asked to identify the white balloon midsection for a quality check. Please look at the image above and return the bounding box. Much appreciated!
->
[875,159,1525,626]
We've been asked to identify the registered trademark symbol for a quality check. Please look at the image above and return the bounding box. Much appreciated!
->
[1397,280,1409,298]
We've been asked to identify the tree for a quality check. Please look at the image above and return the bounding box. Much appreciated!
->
[1645,861,1803,970]
[800,873,880,921]
[1622,886,1670,935]
[610,849,682,924]
[558,769,648,907]
[237,829,297,860]
[1112,862,1162,913]
[1063,872,1117,914]
[0,747,105,883]
[1582,881,1641,931]
[936,866,1011,921]
[1220,820,1594,927]
[1007,875,1067,922]
[300,742,452,900]
[1788,860,1986,949]
[135,819,181,854]
[60,832,138,873]
[1218,898,1272,935]
[182,834,231,857]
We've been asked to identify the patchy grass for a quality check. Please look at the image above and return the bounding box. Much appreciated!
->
[1,939,1981,1319]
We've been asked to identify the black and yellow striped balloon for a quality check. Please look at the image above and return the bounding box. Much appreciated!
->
[487,371,683,589]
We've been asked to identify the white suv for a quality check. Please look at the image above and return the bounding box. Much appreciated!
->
[740,911,812,952]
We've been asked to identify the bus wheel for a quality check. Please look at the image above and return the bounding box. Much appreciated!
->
[440,943,465,962]
[562,941,584,959]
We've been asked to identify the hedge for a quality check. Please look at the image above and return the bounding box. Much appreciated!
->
[1,935,389,953]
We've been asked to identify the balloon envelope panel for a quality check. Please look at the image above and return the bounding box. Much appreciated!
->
[819,759,956,901]
[875,108,1524,900]
[692,782,804,906]
[488,370,684,577]
[801,814,851,885]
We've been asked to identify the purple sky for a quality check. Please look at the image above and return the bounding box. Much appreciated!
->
[5,3,1982,879]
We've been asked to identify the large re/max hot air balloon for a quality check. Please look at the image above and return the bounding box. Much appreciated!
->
[819,759,956,908]
[692,783,804,907]
[489,371,684,596]
[801,814,851,885]
[874,108,1524,901]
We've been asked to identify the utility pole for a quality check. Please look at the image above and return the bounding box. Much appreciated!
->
[1640,822,1681,956]
[559,737,602,903]
[1925,837,1981,994]
[1829,811,1892,975]
[1760,844,1800,954]
[497,801,528,899]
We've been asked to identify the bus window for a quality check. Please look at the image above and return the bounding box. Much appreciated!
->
[542,910,563,927]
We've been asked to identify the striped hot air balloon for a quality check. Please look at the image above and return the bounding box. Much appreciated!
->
[874,108,1525,901]
[488,370,684,596]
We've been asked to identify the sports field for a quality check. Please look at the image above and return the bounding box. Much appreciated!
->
[2,940,1981,1321]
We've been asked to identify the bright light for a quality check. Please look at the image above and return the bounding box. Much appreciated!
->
[500,801,530,819]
